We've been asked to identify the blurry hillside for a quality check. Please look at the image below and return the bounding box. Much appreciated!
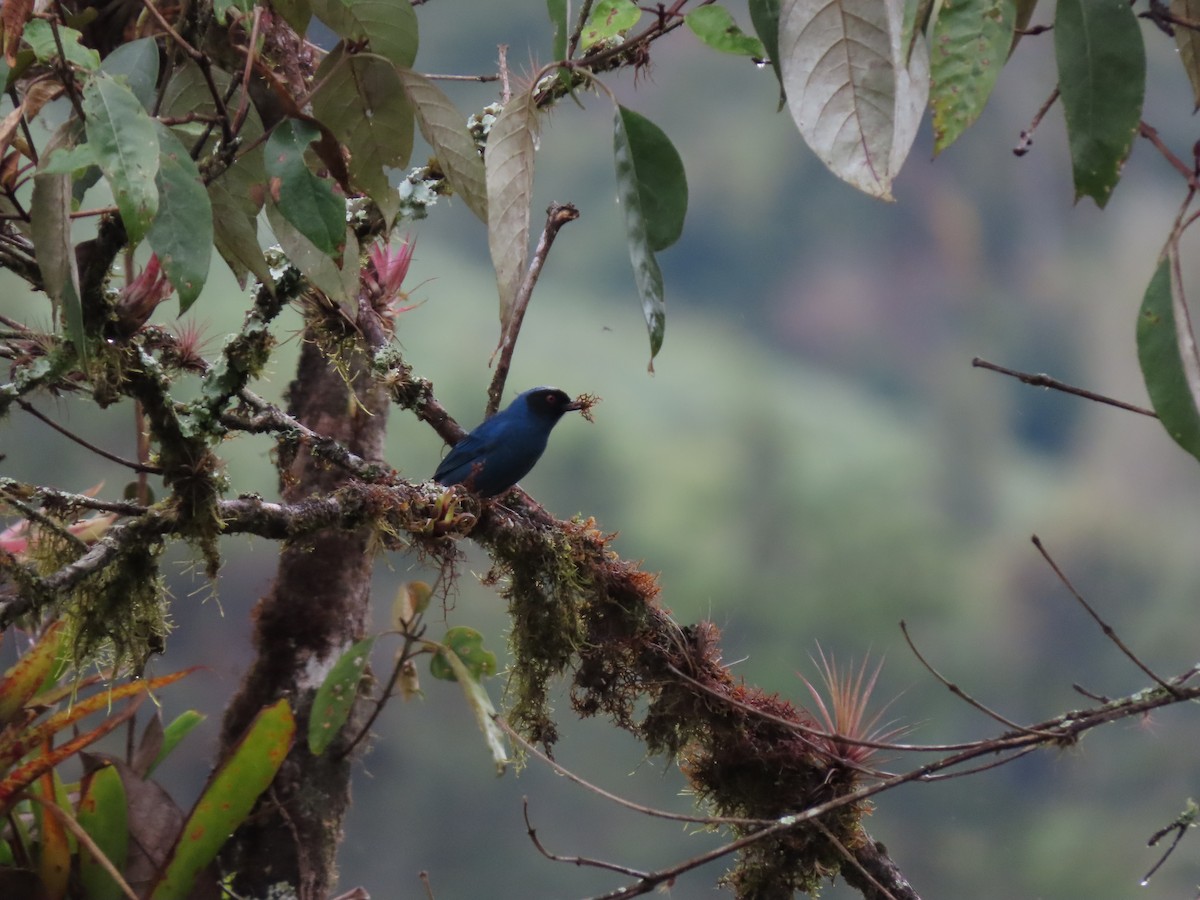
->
[4,3,1200,898]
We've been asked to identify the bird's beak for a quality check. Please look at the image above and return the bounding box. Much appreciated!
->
[563,399,585,412]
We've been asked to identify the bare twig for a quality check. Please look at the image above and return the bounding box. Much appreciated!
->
[1013,87,1059,156]
[1031,535,1180,695]
[812,819,897,900]
[487,203,580,415]
[971,357,1157,417]
[498,717,773,827]
[18,400,165,474]
[1139,120,1200,190]
[901,621,1063,738]
[523,799,651,878]
[498,44,511,104]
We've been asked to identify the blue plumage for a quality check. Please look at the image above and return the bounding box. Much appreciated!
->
[434,387,582,496]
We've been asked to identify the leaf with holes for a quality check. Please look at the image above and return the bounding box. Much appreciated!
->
[930,0,1016,153]
[309,636,376,755]
[310,0,418,67]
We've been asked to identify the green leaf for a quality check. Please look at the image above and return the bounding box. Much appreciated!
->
[779,0,929,201]
[265,202,358,307]
[686,6,766,57]
[310,0,419,67]
[929,0,1016,154]
[1054,0,1145,207]
[0,620,67,726]
[1137,249,1200,462]
[485,87,539,330]
[580,0,641,49]
[40,142,97,175]
[1173,0,1200,111]
[614,107,676,368]
[429,627,497,682]
[149,699,295,900]
[430,629,505,774]
[77,764,128,900]
[30,171,85,360]
[83,72,160,244]
[264,118,345,258]
[312,50,412,225]
[749,0,785,104]
[397,67,487,223]
[613,107,687,252]
[209,177,272,290]
[100,37,160,111]
[147,124,212,313]
[308,636,376,755]
[22,20,100,72]
[548,0,569,58]
[147,710,207,776]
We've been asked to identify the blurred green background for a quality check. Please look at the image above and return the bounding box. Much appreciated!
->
[5,3,1200,897]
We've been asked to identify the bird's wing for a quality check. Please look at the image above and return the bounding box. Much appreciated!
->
[433,419,507,483]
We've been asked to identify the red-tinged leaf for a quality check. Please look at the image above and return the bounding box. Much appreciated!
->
[34,766,70,900]
[486,87,539,333]
[0,620,67,727]
[1137,248,1200,462]
[82,72,160,244]
[0,669,192,785]
[1054,0,1144,207]
[77,764,129,900]
[149,699,294,900]
[309,636,375,755]
[264,118,345,258]
[147,123,212,313]
[397,67,487,223]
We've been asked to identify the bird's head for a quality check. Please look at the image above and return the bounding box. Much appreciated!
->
[519,387,584,420]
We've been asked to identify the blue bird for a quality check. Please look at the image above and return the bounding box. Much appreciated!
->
[434,387,583,496]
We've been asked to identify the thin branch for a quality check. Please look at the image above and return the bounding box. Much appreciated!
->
[498,717,773,827]
[487,203,580,415]
[423,72,500,82]
[900,621,1064,738]
[0,486,89,552]
[498,44,511,103]
[46,6,87,120]
[1031,535,1180,695]
[812,819,897,900]
[1139,120,1200,190]
[17,400,165,474]
[1013,87,1059,157]
[971,357,1157,417]
[523,799,651,879]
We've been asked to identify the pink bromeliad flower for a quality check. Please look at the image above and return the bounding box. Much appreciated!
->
[362,238,417,321]
[118,254,173,333]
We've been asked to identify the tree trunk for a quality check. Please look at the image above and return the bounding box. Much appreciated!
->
[219,326,388,898]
